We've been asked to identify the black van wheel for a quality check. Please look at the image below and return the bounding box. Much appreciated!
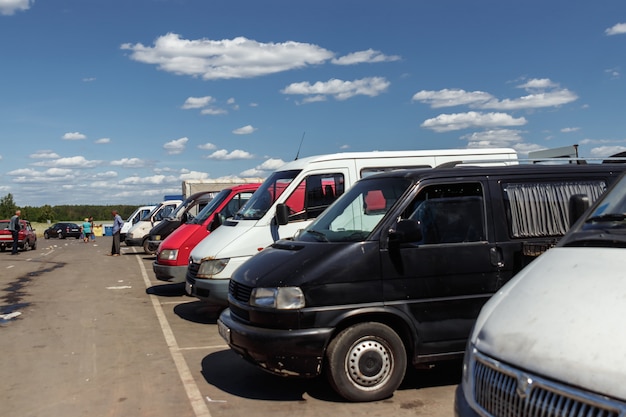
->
[325,322,407,402]
[143,238,155,255]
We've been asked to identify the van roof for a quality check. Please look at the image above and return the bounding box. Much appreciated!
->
[364,163,626,182]
[277,148,518,170]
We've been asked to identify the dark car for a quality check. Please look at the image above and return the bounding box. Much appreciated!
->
[0,219,38,252]
[44,222,82,239]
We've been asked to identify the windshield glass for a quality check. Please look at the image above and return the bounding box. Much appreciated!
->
[191,189,231,224]
[299,177,413,243]
[141,204,162,221]
[234,170,300,220]
[581,174,626,231]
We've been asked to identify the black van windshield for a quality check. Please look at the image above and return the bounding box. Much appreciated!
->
[191,189,231,224]
[234,170,301,220]
[300,177,412,243]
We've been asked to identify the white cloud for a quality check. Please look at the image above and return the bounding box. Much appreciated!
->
[95,137,111,144]
[421,112,527,132]
[232,125,256,135]
[331,49,401,65]
[110,157,147,168]
[30,150,60,159]
[561,127,580,133]
[0,0,32,16]
[62,132,87,140]
[605,23,626,36]
[164,137,188,155]
[32,156,100,168]
[461,129,526,148]
[282,77,390,101]
[118,174,177,185]
[121,34,335,80]
[182,96,214,109]
[206,149,255,160]
[412,79,577,111]
[198,142,217,150]
[240,158,285,176]
[179,170,211,181]
[201,107,228,115]
[589,146,626,157]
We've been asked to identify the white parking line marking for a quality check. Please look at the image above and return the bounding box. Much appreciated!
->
[135,253,213,417]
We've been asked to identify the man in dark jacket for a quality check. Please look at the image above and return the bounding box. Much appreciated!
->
[8,209,22,255]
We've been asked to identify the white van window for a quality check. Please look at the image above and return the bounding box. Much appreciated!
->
[504,180,607,238]
[407,183,485,244]
[284,173,345,221]
[302,177,411,243]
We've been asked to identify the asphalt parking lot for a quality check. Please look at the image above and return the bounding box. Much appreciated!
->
[1,236,460,417]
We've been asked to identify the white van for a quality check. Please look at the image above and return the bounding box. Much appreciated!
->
[120,205,156,241]
[125,199,182,252]
[185,148,518,308]
[455,171,626,417]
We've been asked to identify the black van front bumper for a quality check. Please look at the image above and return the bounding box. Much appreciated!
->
[218,308,334,378]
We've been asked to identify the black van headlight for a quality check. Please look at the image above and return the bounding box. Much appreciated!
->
[250,287,305,309]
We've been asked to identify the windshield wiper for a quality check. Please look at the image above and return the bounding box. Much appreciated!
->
[585,213,626,223]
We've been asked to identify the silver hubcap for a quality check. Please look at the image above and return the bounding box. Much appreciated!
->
[346,338,392,388]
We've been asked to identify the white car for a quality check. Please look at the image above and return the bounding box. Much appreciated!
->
[455,171,626,417]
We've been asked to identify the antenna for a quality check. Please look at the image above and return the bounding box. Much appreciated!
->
[295,132,306,160]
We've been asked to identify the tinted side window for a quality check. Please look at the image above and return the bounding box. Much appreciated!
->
[503,180,607,238]
[404,182,485,244]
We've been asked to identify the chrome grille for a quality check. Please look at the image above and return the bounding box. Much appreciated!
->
[471,351,626,417]
[229,280,252,303]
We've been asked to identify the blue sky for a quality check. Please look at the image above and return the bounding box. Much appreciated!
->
[2,0,626,207]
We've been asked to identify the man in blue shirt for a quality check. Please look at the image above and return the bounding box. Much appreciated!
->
[109,210,124,256]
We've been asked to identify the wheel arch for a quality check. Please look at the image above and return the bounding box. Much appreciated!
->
[323,307,418,365]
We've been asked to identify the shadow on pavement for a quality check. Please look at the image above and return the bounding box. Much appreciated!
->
[146,282,186,297]
[173,300,223,324]
[201,349,462,402]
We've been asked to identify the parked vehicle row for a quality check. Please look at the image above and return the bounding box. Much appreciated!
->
[145,148,625,403]
[0,219,37,251]
[124,198,182,253]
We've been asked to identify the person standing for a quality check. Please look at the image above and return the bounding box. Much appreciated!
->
[109,210,124,256]
[82,218,92,243]
[89,216,95,241]
[8,209,22,255]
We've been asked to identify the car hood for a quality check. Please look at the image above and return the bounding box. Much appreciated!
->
[473,247,626,401]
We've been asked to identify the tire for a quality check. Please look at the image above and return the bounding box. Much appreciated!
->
[31,240,37,250]
[325,322,407,402]
[44,232,50,239]
[23,241,30,251]
[59,232,65,239]
[143,238,155,255]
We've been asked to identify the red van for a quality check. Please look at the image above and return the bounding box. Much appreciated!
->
[153,183,260,283]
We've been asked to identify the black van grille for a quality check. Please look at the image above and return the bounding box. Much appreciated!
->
[187,261,199,279]
[229,280,253,303]
[472,351,625,417]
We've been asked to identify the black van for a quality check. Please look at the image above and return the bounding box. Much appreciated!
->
[217,164,626,402]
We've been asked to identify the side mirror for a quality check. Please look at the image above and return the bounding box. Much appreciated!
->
[389,219,422,243]
[569,194,590,227]
[208,213,223,232]
[275,203,290,226]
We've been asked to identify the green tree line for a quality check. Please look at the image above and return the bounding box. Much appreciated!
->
[0,193,138,222]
